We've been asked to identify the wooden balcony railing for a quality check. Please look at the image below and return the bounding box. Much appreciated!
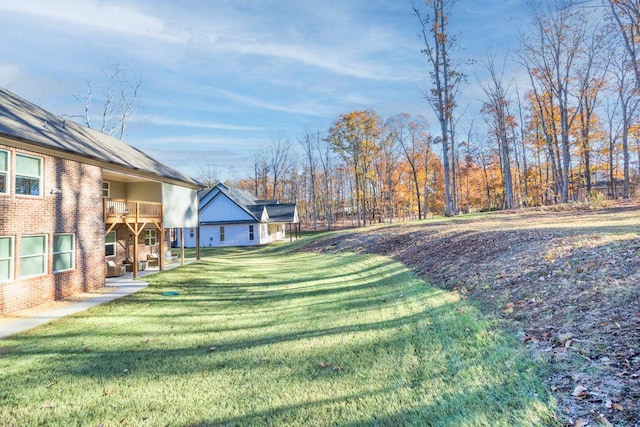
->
[104,198,162,223]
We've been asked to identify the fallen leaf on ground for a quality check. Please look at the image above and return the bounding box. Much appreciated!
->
[41,402,55,409]
[574,417,588,427]
[596,414,613,426]
[572,385,588,398]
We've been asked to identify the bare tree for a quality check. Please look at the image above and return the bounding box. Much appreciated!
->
[575,21,608,194]
[317,135,334,230]
[520,0,587,203]
[610,44,640,197]
[380,124,403,223]
[69,64,141,140]
[604,94,623,196]
[386,113,430,219]
[299,127,319,230]
[479,53,515,209]
[196,162,219,189]
[608,0,640,88]
[268,133,291,200]
[251,149,269,198]
[414,0,463,216]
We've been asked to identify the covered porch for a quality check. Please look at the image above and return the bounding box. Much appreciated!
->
[103,170,199,279]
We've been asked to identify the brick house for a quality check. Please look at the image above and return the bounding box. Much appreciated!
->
[0,87,200,315]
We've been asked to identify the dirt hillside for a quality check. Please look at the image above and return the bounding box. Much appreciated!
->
[301,200,640,426]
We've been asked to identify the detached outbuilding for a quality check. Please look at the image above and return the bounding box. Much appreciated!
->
[181,183,299,247]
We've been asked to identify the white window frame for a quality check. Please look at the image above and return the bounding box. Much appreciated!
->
[53,233,75,273]
[220,226,225,242]
[144,229,157,247]
[102,181,110,198]
[0,149,8,195]
[15,153,42,196]
[105,231,116,257]
[20,234,47,278]
[249,225,254,241]
[0,236,13,282]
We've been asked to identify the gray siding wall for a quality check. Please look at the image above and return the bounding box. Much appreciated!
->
[162,183,198,228]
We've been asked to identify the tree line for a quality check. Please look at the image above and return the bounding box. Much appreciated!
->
[222,0,640,228]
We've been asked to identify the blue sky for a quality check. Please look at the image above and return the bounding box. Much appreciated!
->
[0,0,528,181]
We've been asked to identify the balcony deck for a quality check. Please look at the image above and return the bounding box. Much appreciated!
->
[104,198,163,224]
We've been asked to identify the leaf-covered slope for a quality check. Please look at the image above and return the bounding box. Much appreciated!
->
[300,201,640,426]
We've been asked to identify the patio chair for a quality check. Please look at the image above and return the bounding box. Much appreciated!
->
[105,260,126,277]
[147,253,159,267]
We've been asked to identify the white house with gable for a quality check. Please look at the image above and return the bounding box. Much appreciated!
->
[181,183,299,247]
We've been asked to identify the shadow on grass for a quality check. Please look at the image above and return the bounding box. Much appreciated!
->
[0,249,557,426]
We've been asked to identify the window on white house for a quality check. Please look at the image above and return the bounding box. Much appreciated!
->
[102,181,110,197]
[53,234,75,272]
[249,225,254,241]
[0,236,13,282]
[0,150,8,194]
[20,235,47,277]
[15,154,42,196]
[144,229,157,247]
[105,231,116,257]
[220,226,225,242]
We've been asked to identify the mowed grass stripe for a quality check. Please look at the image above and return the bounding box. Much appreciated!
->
[0,248,557,426]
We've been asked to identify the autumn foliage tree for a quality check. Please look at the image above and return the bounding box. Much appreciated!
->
[227,1,640,227]
[327,110,384,226]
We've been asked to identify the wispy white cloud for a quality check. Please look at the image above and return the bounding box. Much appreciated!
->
[0,0,186,43]
[206,87,330,116]
[136,135,264,148]
[132,115,264,132]
[0,0,420,84]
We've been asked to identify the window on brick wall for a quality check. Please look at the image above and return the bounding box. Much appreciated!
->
[20,235,47,277]
[0,150,8,194]
[220,226,225,242]
[102,181,110,198]
[53,234,75,272]
[15,154,42,196]
[0,236,13,282]
[144,229,156,247]
[105,231,116,257]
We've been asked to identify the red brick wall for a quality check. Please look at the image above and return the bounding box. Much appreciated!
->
[0,144,105,314]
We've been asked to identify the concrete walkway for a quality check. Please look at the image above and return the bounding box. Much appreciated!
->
[0,261,193,340]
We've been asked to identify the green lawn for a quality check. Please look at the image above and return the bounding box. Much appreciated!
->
[0,245,557,426]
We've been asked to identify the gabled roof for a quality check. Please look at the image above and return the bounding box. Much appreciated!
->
[0,87,199,187]
[264,203,298,223]
[201,183,298,224]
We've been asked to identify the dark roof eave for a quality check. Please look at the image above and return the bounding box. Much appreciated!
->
[0,131,200,188]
